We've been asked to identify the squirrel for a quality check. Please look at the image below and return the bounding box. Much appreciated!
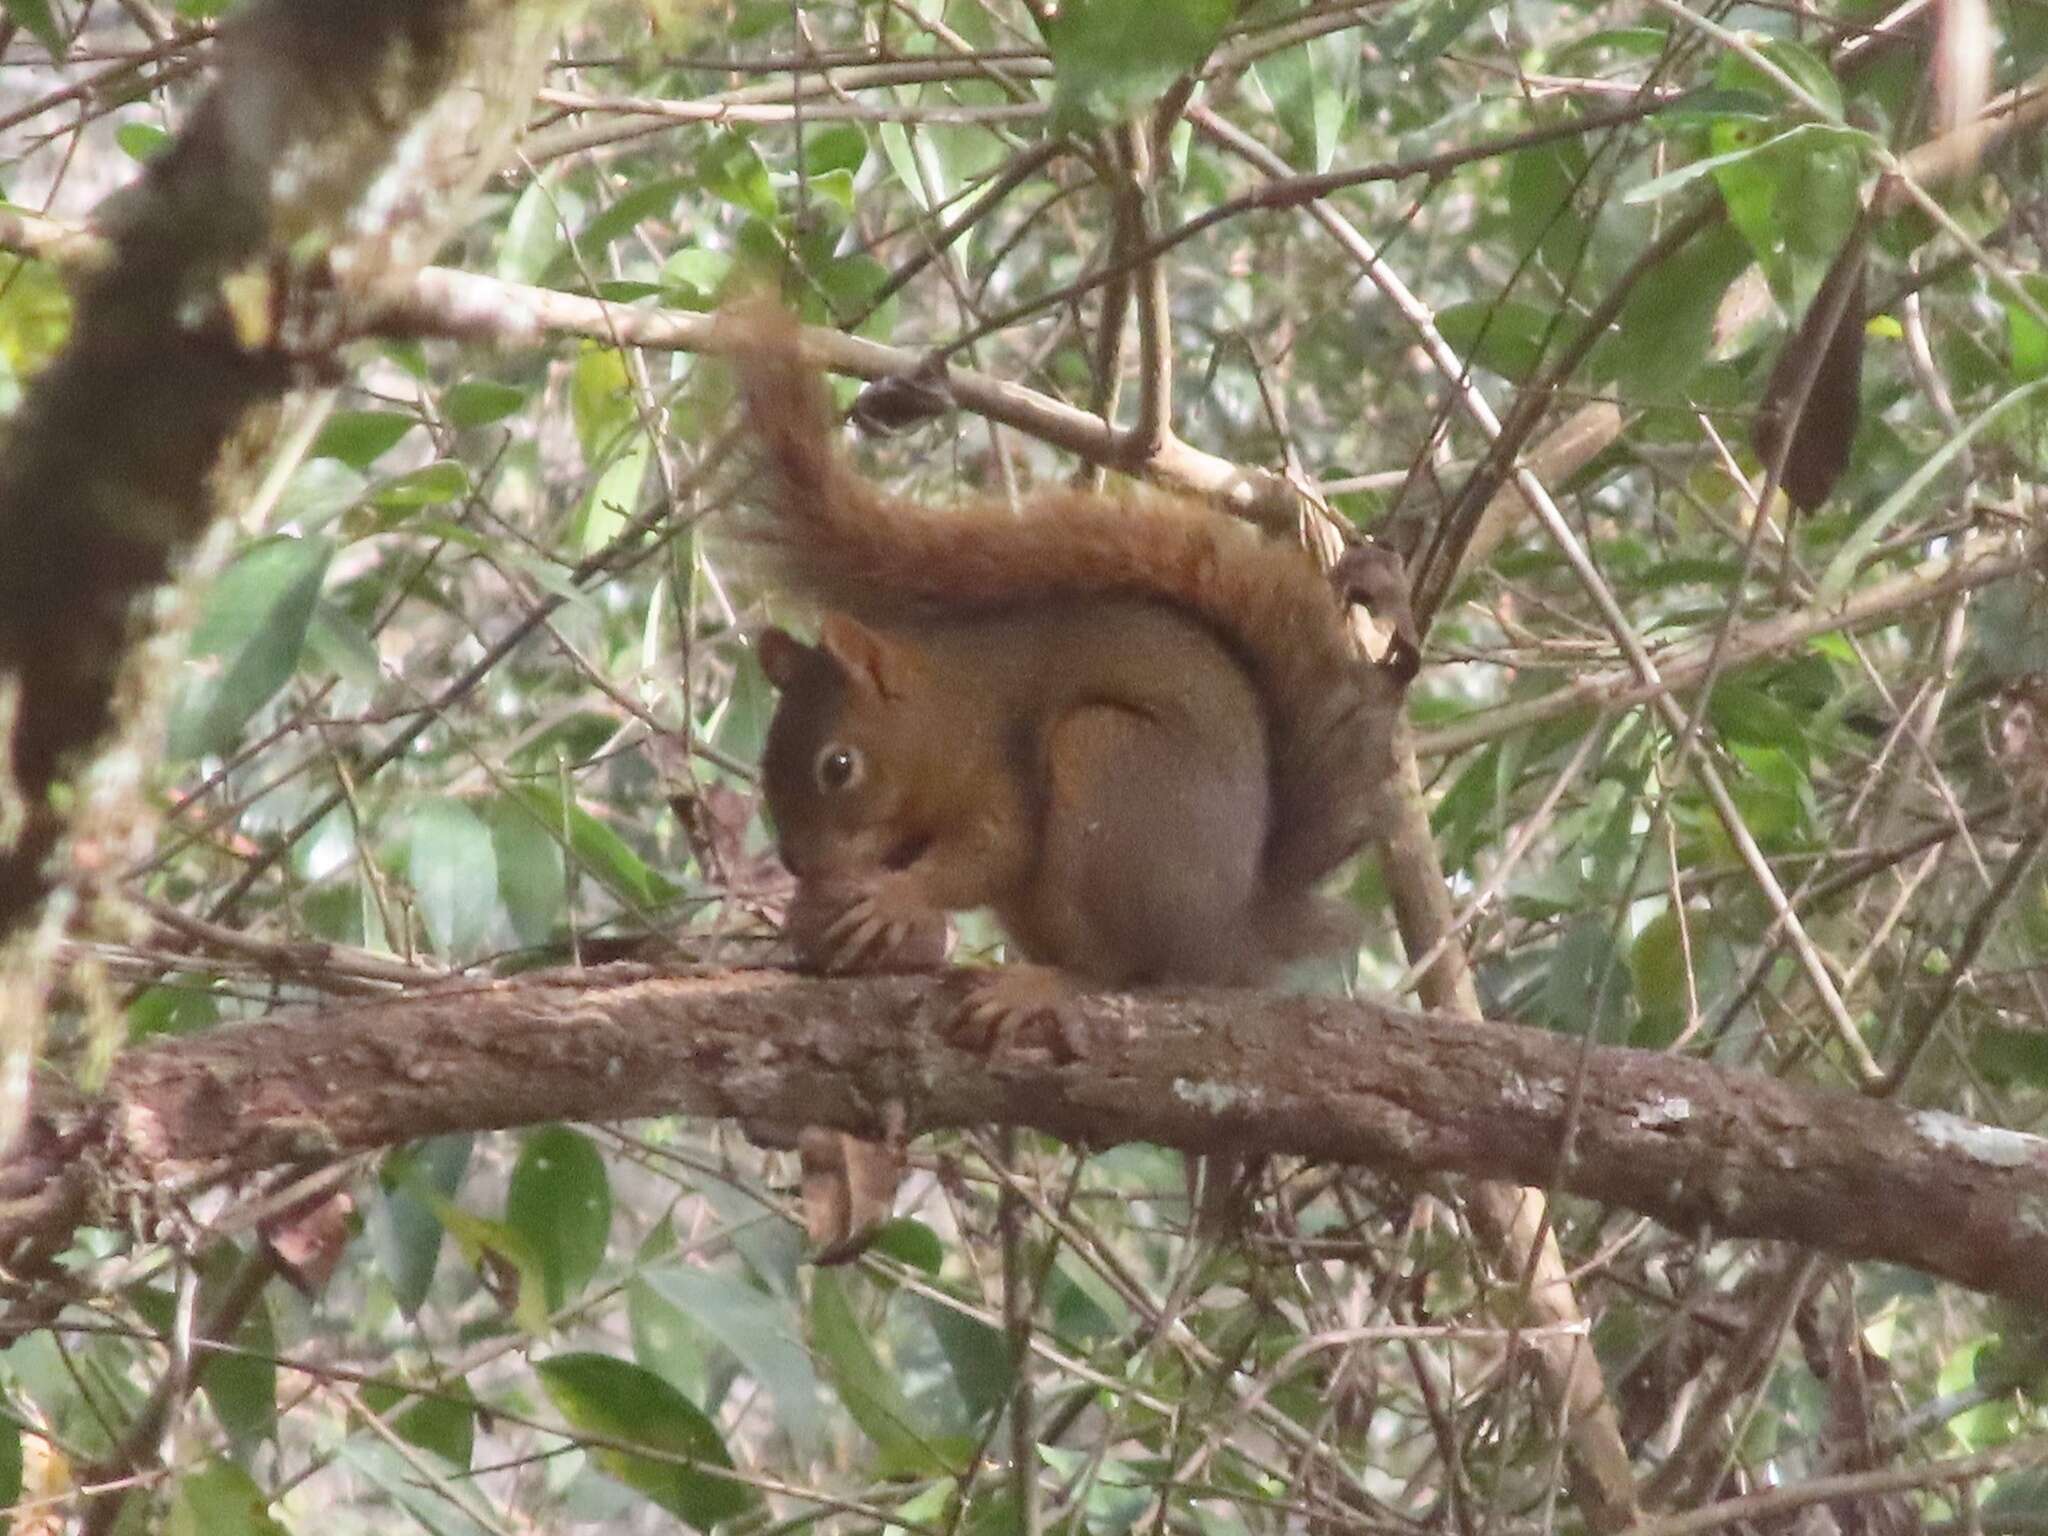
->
[728,308,1390,1053]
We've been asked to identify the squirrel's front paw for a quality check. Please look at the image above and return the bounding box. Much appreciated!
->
[950,965,1089,1061]
[790,879,946,974]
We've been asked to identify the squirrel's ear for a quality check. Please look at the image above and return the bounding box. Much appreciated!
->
[818,613,910,700]
[757,627,810,691]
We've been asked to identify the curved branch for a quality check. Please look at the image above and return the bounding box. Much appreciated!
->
[7,965,2047,1309]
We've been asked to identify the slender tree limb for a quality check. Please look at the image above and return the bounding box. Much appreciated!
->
[10,965,2048,1312]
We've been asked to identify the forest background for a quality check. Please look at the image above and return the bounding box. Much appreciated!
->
[1,0,2047,1533]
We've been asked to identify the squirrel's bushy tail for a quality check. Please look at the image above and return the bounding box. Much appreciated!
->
[727,305,1378,919]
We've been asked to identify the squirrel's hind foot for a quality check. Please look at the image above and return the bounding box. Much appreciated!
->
[950,965,1089,1061]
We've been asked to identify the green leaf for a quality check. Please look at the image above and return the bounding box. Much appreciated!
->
[579,174,692,253]
[1717,36,1843,118]
[505,784,676,909]
[1818,376,2048,598]
[577,433,649,552]
[662,248,735,308]
[431,1196,552,1334]
[1508,140,1591,279]
[868,1218,944,1275]
[695,132,777,221]
[373,1137,472,1318]
[445,379,527,428]
[1975,1025,2048,1089]
[1538,917,1629,1038]
[1048,0,1233,130]
[2006,273,2048,382]
[166,1463,287,1536]
[1391,0,1494,63]
[1628,906,1691,1049]
[168,536,332,759]
[406,798,498,960]
[0,254,73,377]
[807,123,868,178]
[304,601,383,690]
[810,1271,951,1474]
[2,0,62,54]
[0,1417,20,1536]
[488,793,568,948]
[314,409,416,469]
[498,175,570,285]
[371,459,471,510]
[1436,299,1556,383]
[197,1251,276,1449]
[506,1126,612,1310]
[1708,678,1812,762]
[536,1354,758,1529]
[127,983,221,1040]
[629,1276,708,1405]
[1604,222,1750,401]
[924,1296,1012,1424]
[570,344,635,458]
[646,1264,826,1455]
[361,1382,475,1467]
[115,122,168,163]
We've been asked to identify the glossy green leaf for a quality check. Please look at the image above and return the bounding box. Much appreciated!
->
[536,1353,758,1528]
[168,536,332,759]
[506,1126,611,1310]
[407,798,498,960]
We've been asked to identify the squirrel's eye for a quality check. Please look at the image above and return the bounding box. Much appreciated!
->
[815,744,863,792]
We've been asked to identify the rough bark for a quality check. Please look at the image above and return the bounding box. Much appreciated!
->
[7,965,2046,1310]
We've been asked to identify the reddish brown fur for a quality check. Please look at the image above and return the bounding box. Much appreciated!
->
[728,308,1374,908]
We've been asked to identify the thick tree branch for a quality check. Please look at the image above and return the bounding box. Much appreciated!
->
[8,965,2047,1309]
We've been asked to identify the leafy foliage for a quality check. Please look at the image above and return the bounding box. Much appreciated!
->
[4,0,2047,1532]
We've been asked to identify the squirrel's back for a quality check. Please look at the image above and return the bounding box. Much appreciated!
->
[729,310,1375,919]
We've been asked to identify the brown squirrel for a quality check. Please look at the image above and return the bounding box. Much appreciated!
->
[731,311,1386,1051]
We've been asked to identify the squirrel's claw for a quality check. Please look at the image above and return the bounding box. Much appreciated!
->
[818,886,927,972]
[950,966,1088,1061]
